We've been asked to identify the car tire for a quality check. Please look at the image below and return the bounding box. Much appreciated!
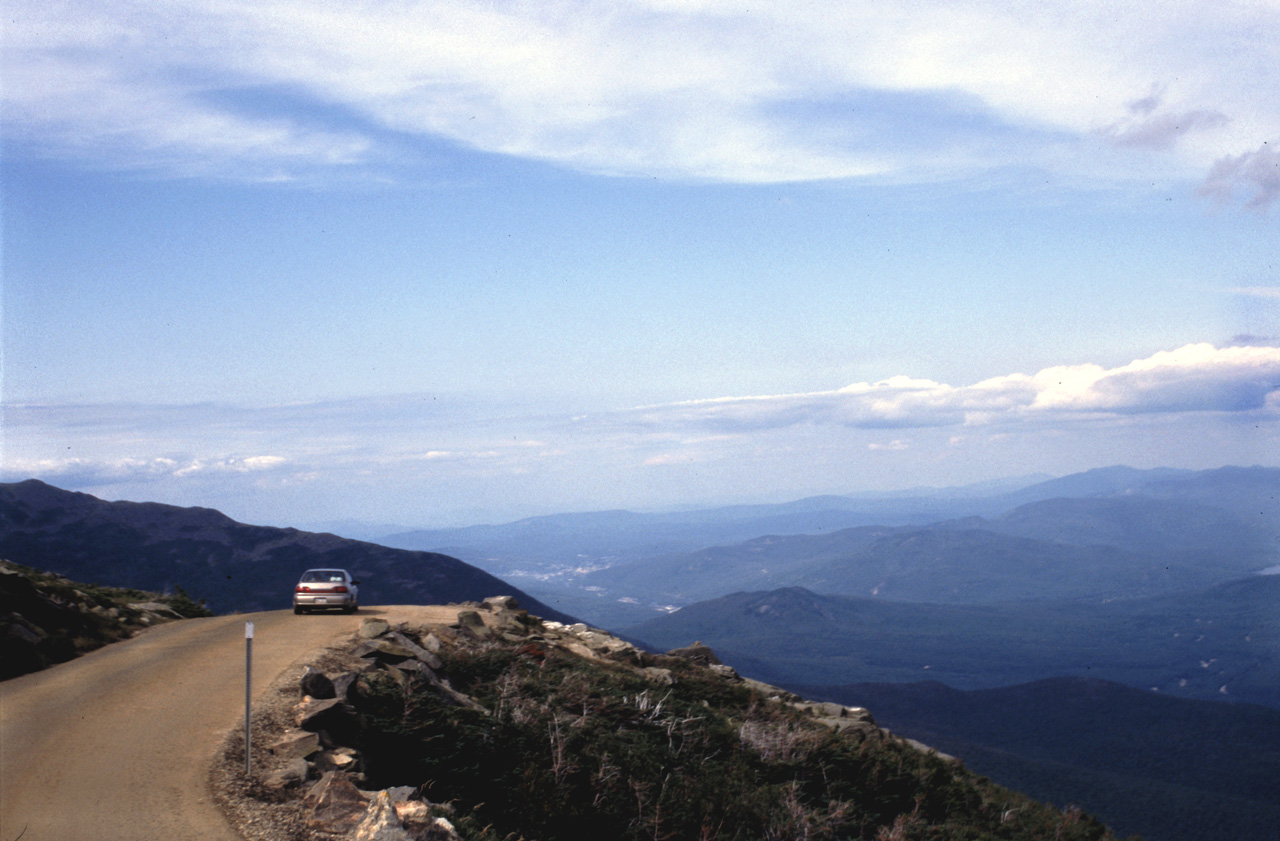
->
[294,605,306,615]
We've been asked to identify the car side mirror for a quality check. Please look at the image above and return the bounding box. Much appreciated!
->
[351,579,361,586]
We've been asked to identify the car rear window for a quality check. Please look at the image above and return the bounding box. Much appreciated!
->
[301,570,345,583]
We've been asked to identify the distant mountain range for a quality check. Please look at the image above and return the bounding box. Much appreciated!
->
[0,480,574,622]
[794,677,1280,841]
[624,578,1280,707]
[377,465,1280,627]
[585,490,1273,614]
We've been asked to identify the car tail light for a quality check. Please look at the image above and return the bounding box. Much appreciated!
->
[332,586,348,593]
[296,585,310,592]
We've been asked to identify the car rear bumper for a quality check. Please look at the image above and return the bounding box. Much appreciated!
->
[293,593,356,609]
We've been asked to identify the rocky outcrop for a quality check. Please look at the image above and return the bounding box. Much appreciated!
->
[234,596,961,841]
[0,558,210,679]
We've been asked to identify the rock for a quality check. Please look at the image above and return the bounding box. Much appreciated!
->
[423,816,462,840]
[306,770,369,833]
[271,729,321,760]
[395,800,431,822]
[741,678,800,702]
[385,797,463,841]
[902,737,955,762]
[332,671,360,700]
[295,696,346,731]
[387,631,444,669]
[641,667,675,686]
[454,610,492,638]
[665,642,722,665]
[709,664,740,681]
[315,746,360,772]
[563,641,599,661]
[383,785,418,802]
[300,666,337,699]
[392,659,436,680]
[482,595,520,611]
[490,611,528,636]
[358,618,391,639]
[369,640,421,662]
[6,622,43,645]
[262,757,309,791]
[353,791,412,841]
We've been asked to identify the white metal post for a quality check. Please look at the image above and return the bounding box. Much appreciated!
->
[245,621,254,776]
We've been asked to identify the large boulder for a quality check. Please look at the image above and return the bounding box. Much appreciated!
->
[261,757,309,791]
[294,696,348,732]
[300,666,337,699]
[271,729,321,760]
[664,641,722,666]
[353,791,412,841]
[306,770,369,833]
[357,618,391,639]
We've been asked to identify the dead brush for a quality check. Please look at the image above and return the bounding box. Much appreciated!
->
[738,718,825,764]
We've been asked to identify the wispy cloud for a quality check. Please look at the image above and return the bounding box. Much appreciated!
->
[2,454,290,487]
[7,342,1278,522]
[1200,144,1280,210]
[5,1,1277,195]
[617,343,1280,433]
[1232,288,1280,301]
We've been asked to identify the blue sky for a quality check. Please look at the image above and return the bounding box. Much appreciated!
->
[3,1,1279,528]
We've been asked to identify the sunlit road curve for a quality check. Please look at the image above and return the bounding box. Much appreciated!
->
[0,605,461,841]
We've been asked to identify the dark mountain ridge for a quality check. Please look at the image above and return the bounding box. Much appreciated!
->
[0,480,574,622]
[793,676,1280,841]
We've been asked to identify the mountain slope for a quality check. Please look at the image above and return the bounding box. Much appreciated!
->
[795,677,1280,841]
[0,480,574,621]
[625,578,1280,706]
[228,607,1130,841]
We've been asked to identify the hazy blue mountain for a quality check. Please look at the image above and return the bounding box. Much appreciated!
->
[564,471,1280,625]
[794,677,1280,841]
[0,480,575,621]
[573,506,1272,627]
[378,466,1280,628]
[383,504,960,567]
[989,465,1195,506]
[376,475,1071,568]
[625,576,1280,707]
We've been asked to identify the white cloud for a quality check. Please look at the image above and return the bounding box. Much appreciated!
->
[5,0,1277,191]
[5,342,1279,522]
[1200,143,1280,210]
[1,454,288,485]
[1232,287,1280,301]
[868,440,909,451]
[622,343,1280,432]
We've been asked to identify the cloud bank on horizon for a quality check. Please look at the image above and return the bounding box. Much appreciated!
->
[5,0,1278,204]
[634,343,1280,431]
[7,343,1279,525]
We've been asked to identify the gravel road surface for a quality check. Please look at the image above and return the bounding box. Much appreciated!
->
[0,605,460,841]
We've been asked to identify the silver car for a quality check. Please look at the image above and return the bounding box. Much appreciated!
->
[293,568,360,614]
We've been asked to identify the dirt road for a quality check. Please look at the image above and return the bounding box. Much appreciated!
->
[0,605,460,841]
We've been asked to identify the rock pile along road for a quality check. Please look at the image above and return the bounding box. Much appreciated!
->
[0,605,463,841]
